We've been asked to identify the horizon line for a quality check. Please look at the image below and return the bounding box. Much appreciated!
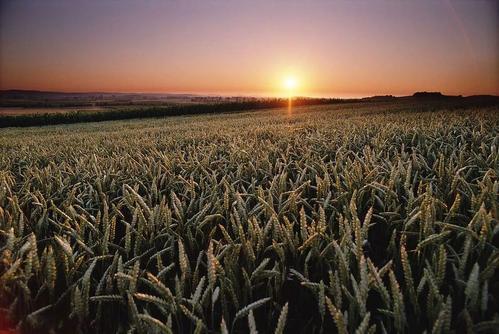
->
[2,88,495,100]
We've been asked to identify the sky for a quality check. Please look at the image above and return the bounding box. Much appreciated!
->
[0,0,498,97]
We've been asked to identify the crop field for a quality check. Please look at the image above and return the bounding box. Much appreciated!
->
[0,107,109,116]
[0,102,498,333]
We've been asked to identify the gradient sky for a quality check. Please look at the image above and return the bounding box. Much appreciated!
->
[1,0,498,97]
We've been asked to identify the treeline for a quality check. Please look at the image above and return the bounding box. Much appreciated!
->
[1,100,175,108]
[0,101,98,108]
[0,98,349,127]
[0,100,178,108]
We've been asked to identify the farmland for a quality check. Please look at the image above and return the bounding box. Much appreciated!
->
[0,107,109,116]
[0,90,352,128]
[0,101,498,333]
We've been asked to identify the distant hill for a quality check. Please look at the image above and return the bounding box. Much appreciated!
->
[361,95,397,102]
[411,91,466,99]
[409,92,499,105]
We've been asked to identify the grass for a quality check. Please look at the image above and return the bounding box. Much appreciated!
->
[0,101,498,333]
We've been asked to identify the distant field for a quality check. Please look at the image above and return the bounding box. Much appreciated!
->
[0,103,498,333]
[0,106,108,116]
[0,98,348,127]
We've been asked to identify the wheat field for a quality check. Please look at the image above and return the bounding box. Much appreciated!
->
[0,102,498,333]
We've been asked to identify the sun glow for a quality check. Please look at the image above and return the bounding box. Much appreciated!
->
[284,77,297,90]
[282,75,300,99]
[284,76,298,91]
[271,69,307,97]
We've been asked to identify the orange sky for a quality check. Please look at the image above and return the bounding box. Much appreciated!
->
[1,0,498,97]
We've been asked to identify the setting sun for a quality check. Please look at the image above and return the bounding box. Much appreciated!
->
[284,77,298,91]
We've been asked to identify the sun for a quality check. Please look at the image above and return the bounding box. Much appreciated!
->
[284,76,298,90]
